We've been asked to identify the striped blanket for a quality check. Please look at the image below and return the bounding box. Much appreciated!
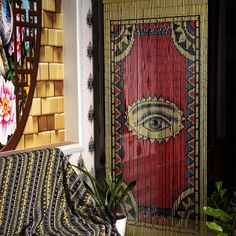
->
[0,148,114,235]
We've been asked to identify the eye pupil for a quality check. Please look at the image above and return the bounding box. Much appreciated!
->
[149,118,162,130]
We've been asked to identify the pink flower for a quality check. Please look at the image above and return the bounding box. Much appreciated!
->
[0,75,16,145]
[8,13,25,62]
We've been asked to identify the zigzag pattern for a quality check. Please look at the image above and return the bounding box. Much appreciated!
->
[135,22,172,36]
[113,63,123,178]
[186,59,197,188]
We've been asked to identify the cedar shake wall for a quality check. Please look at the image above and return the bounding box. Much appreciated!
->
[16,0,65,149]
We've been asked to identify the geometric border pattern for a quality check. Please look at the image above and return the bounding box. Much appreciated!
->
[110,16,201,222]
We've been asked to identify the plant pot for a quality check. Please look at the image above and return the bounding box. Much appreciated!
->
[115,214,127,236]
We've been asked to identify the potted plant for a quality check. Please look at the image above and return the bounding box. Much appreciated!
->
[203,181,236,236]
[74,164,136,236]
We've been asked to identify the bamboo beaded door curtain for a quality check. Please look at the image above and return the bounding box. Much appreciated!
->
[103,0,208,234]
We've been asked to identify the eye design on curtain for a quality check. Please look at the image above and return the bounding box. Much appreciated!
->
[125,97,184,143]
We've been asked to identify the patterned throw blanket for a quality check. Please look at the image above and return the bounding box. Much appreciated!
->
[0,148,114,235]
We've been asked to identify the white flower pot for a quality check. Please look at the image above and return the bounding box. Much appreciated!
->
[115,215,127,236]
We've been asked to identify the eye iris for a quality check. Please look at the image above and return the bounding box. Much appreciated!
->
[149,118,163,131]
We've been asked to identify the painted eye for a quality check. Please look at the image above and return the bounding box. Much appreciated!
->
[125,97,184,143]
[138,115,171,132]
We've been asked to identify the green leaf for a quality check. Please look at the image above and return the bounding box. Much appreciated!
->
[6,69,15,82]
[206,221,223,232]
[203,206,232,223]
[106,169,113,186]
[108,177,123,210]
[233,191,236,198]
[216,182,223,192]
[117,180,136,206]
[72,164,136,218]
[83,181,99,204]
[72,165,100,188]
[211,191,220,202]
[105,188,110,206]
[72,165,104,207]
[220,189,227,199]
[216,232,228,236]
